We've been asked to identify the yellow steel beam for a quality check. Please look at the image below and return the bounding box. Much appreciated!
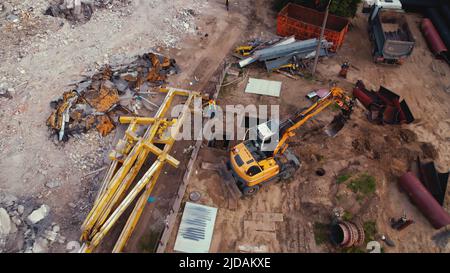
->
[111,94,195,253]
[81,159,165,252]
[80,140,145,241]
[80,88,200,252]
[143,143,179,168]
[80,89,178,239]
[111,159,164,253]
[89,119,165,237]
[119,117,157,125]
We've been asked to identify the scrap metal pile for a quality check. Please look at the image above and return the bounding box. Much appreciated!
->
[47,52,179,141]
[44,0,122,22]
[235,36,332,76]
[352,80,414,125]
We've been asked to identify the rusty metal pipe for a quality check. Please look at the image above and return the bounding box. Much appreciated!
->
[399,172,450,229]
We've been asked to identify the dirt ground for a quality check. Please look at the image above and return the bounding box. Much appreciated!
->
[164,6,450,253]
[0,0,449,253]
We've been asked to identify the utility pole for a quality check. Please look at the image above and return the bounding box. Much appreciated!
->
[311,0,332,75]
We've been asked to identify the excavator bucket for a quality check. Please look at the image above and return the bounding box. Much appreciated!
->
[324,113,349,137]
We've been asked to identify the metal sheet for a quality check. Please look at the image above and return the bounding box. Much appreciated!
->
[174,202,218,253]
[245,78,282,97]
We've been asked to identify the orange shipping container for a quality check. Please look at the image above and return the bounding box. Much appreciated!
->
[277,3,350,52]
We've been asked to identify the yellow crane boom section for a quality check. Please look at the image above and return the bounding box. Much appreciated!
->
[79,87,201,253]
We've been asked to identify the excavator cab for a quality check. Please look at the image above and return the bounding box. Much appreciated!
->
[244,120,280,153]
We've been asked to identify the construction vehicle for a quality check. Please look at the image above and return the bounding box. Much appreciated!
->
[227,87,354,196]
[363,0,403,13]
[368,5,415,64]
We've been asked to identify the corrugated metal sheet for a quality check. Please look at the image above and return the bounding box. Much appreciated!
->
[174,202,218,253]
[245,78,282,97]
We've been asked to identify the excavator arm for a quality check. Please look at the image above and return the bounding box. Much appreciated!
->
[274,87,354,155]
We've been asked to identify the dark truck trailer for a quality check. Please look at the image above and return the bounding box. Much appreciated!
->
[368,7,415,64]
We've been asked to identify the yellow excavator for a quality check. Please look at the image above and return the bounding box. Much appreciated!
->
[227,87,354,196]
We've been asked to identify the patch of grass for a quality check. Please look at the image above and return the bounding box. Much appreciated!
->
[347,173,376,196]
[342,211,353,222]
[313,222,329,245]
[342,246,366,253]
[363,221,377,244]
[336,173,351,184]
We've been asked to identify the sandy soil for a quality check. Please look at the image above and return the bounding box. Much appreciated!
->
[164,6,450,253]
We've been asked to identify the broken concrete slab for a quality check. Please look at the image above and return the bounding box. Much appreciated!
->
[66,240,81,253]
[27,205,50,225]
[32,238,49,253]
[0,192,17,207]
[0,208,11,236]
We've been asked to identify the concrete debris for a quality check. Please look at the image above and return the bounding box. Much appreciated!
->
[0,87,12,99]
[0,208,11,237]
[17,205,24,215]
[11,216,22,227]
[27,205,50,225]
[47,52,179,141]
[32,237,49,253]
[43,225,65,244]
[66,240,81,253]
[0,192,18,207]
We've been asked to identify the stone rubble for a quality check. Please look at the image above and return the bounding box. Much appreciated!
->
[26,204,50,225]
[0,196,71,253]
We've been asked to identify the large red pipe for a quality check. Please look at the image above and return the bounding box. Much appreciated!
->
[421,18,448,57]
[399,172,450,229]
[353,86,373,108]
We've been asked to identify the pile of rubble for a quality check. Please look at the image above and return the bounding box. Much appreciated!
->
[44,0,129,23]
[0,193,72,253]
[46,52,179,141]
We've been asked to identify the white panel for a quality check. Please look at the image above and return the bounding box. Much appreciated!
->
[245,78,282,97]
[174,202,218,253]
